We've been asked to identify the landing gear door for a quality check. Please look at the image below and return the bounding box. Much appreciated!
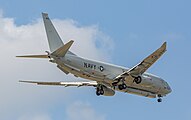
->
[124,75,135,86]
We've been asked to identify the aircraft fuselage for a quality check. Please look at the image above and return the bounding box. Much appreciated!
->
[52,54,171,98]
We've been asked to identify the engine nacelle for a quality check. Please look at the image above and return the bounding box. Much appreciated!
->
[102,86,115,96]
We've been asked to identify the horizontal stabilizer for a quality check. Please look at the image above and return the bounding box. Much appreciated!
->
[51,40,74,57]
[16,55,49,58]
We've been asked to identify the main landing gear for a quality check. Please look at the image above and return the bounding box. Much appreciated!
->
[112,76,142,90]
[96,86,104,96]
[112,78,127,90]
[116,78,127,90]
[134,76,142,84]
[118,83,127,90]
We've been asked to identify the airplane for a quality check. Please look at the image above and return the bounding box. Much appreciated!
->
[17,13,172,102]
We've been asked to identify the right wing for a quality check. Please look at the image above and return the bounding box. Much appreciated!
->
[114,42,167,85]
[19,80,97,87]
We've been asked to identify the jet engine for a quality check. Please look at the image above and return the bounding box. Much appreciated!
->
[102,86,115,96]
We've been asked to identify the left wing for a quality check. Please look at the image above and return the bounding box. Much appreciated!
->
[115,42,167,81]
[16,55,49,58]
[19,80,97,87]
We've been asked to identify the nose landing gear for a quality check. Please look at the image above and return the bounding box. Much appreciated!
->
[157,94,162,102]
[157,98,162,102]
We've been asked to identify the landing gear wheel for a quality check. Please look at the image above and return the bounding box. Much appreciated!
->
[96,90,101,96]
[100,89,104,95]
[118,84,127,90]
[96,86,104,96]
[158,94,162,97]
[134,76,142,84]
[118,84,124,90]
[157,98,162,102]
[122,84,127,89]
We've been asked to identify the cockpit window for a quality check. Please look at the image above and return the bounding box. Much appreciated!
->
[164,81,171,90]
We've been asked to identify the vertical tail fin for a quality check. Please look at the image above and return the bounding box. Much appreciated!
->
[16,13,76,59]
[42,13,64,52]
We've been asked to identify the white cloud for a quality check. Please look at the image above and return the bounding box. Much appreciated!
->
[0,13,113,120]
[66,101,105,120]
[51,19,114,61]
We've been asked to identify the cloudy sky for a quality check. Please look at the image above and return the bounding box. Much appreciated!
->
[0,0,191,120]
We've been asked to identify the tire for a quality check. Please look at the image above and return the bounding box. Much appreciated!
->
[100,89,104,95]
[157,98,162,102]
[96,90,101,96]
[134,76,142,84]
[118,85,124,90]
[122,84,127,89]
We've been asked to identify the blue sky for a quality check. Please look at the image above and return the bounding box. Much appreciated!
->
[0,0,191,120]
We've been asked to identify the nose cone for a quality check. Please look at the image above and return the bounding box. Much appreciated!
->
[166,85,172,94]
[162,79,172,94]
[165,82,172,94]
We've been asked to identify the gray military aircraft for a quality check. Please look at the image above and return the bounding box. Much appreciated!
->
[18,13,171,102]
